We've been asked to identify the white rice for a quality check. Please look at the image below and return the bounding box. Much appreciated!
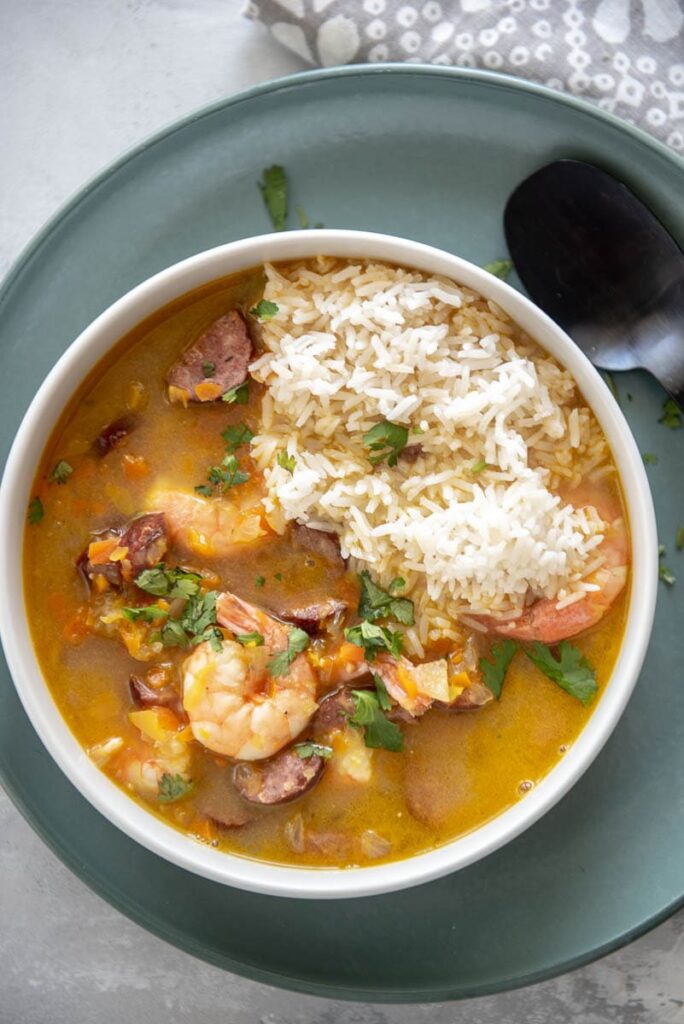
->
[249,259,613,652]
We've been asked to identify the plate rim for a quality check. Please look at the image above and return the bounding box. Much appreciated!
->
[1,63,683,1002]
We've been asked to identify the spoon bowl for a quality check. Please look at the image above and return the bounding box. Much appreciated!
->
[504,159,684,407]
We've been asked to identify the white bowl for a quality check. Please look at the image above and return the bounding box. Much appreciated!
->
[0,230,658,899]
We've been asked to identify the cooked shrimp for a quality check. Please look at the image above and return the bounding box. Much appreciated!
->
[145,487,265,558]
[181,593,318,760]
[118,737,191,800]
[474,483,628,644]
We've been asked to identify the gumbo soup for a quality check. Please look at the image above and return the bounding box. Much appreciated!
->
[24,258,629,868]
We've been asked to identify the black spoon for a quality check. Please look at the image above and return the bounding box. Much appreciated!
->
[504,159,684,410]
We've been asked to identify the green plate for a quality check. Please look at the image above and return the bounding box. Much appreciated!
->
[1,66,683,1003]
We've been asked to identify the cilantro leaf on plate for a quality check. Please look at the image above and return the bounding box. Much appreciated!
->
[259,165,288,231]
[482,259,513,280]
[659,398,681,430]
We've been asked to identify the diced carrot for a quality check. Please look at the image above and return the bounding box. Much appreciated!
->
[109,545,129,562]
[122,453,150,480]
[397,664,418,699]
[88,537,119,564]
[193,381,223,402]
[129,707,181,743]
[337,641,365,664]
[93,575,110,594]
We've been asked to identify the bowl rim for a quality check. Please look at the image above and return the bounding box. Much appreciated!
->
[0,229,658,899]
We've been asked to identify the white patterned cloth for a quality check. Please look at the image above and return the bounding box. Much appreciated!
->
[244,0,684,150]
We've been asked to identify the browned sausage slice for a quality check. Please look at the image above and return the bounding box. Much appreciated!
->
[129,674,183,716]
[311,687,357,739]
[94,415,137,456]
[291,523,344,567]
[77,513,168,589]
[166,310,252,403]
[280,597,347,635]
[233,749,325,806]
[124,513,168,572]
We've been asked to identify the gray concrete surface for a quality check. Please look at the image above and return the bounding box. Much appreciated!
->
[1,2,682,1020]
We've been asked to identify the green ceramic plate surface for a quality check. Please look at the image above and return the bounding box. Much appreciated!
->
[0,67,683,1002]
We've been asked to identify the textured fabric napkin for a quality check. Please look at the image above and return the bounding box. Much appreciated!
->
[245,0,684,151]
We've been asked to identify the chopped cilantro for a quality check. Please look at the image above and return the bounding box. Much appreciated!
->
[158,591,223,652]
[642,453,658,465]
[221,422,254,452]
[293,741,333,760]
[525,641,598,707]
[349,689,404,752]
[122,604,169,623]
[249,299,279,321]
[659,398,681,430]
[49,460,73,485]
[198,453,249,495]
[158,773,195,804]
[222,382,249,405]
[659,563,676,586]
[470,459,489,475]
[27,496,44,525]
[236,631,264,647]
[277,451,296,474]
[202,361,215,377]
[194,484,213,496]
[259,164,288,231]
[372,673,392,711]
[479,639,518,699]
[295,205,309,229]
[482,259,513,281]
[411,425,425,436]
[343,619,404,661]
[135,565,201,599]
[363,420,409,468]
[274,572,283,581]
[676,525,684,551]
[255,575,266,588]
[267,627,309,677]
[357,570,414,626]
[388,577,406,594]
[601,371,619,404]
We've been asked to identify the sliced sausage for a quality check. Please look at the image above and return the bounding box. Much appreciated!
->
[94,415,137,456]
[280,597,347,635]
[195,772,254,829]
[233,749,325,806]
[124,513,168,572]
[129,673,183,716]
[77,513,168,589]
[311,687,357,739]
[291,523,345,568]
[166,310,252,402]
